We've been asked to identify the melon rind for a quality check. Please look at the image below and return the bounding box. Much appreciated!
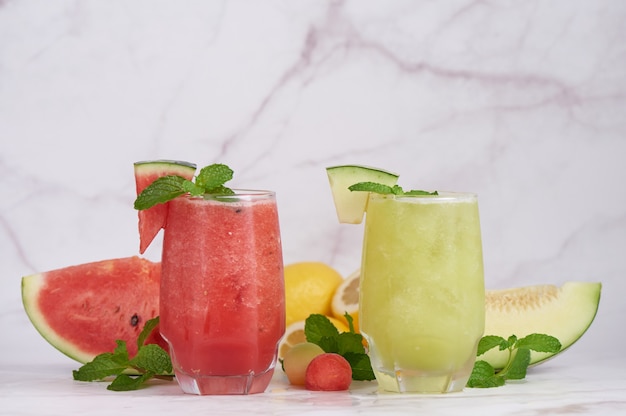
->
[22,272,95,364]
[21,257,162,367]
[134,160,197,254]
[482,281,601,369]
[326,165,399,224]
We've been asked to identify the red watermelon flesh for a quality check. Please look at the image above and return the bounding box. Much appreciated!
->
[21,256,165,364]
[134,160,196,254]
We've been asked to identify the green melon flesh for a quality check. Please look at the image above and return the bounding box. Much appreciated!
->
[482,281,601,369]
[21,256,164,364]
[326,165,399,224]
[134,160,196,254]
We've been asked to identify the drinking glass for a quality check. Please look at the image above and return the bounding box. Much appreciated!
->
[159,190,285,395]
[360,192,485,393]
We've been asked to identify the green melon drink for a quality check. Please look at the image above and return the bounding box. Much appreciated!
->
[360,192,485,393]
[160,190,285,395]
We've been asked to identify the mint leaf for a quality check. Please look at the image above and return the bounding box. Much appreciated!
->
[73,318,174,391]
[348,182,394,194]
[316,335,339,353]
[112,339,130,360]
[467,333,561,389]
[304,314,340,345]
[205,185,235,196]
[182,179,205,196]
[107,373,154,391]
[503,348,531,380]
[477,335,509,356]
[466,360,505,388]
[348,182,437,196]
[343,352,376,381]
[507,334,518,346]
[136,316,160,350]
[195,164,233,191]
[344,312,356,333]
[335,332,367,355]
[72,351,129,381]
[515,334,561,353]
[134,176,187,210]
[304,314,374,381]
[404,189,439,196]
[130,344,172,375]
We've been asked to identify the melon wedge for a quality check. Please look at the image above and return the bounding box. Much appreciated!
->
[337,270,601,370]
[21,256,164,364]
[134,160,196,254]
[326,165,399,224]
[482,281,601,369]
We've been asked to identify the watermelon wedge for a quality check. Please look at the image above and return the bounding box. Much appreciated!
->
[134,160,197,254]
[21,256,165,364]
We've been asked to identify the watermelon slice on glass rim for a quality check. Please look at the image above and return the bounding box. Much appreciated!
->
[133,160,196,254]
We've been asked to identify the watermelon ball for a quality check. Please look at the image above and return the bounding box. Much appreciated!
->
[305,353,352,391]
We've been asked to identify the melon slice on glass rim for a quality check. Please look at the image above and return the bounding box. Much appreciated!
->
[133,160,196,254]
[326,165,399,224]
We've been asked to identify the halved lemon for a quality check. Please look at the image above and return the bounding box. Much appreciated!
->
[331,269,361,332]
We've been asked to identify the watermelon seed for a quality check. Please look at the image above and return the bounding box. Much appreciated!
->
[131,313,140,327]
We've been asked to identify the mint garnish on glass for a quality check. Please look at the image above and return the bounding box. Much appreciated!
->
[348,182,438,196]
[134,163,235,210]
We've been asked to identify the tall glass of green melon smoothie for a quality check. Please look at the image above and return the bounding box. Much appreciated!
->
[160,190,285,395]
[360,192,485,393]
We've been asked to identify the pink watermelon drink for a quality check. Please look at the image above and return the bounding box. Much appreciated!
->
[160,191,285,395]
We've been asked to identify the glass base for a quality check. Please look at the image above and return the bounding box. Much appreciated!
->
[174,368,275,395]
[374,367,471,393]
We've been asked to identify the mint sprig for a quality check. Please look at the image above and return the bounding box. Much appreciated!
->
[72,317,173,391]
[299,314,561,388]
[348,182,437,196]
[304,314,375,381]
[134,163,234,210]
[466,333,561,388]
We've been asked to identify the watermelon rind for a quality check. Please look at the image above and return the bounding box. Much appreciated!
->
[21,257,163,367]
[134,160,197,254]
[134,159,197,171]
[22,272,94,363]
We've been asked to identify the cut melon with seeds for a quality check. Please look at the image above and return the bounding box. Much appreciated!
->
[21,257,164,365]
[134,160,196,254]
[326,165,399,224]
[482,281,601,369]
[339,270,601,369]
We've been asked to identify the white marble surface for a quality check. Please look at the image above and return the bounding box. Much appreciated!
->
[1,1,625,414]
[1,352,625,415]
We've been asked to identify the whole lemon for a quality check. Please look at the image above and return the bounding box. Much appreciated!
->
[284,262,343,327]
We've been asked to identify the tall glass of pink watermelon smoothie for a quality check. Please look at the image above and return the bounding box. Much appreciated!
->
[160,190,285,395]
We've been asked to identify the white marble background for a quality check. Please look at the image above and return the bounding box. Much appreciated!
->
[1,0,624,367]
